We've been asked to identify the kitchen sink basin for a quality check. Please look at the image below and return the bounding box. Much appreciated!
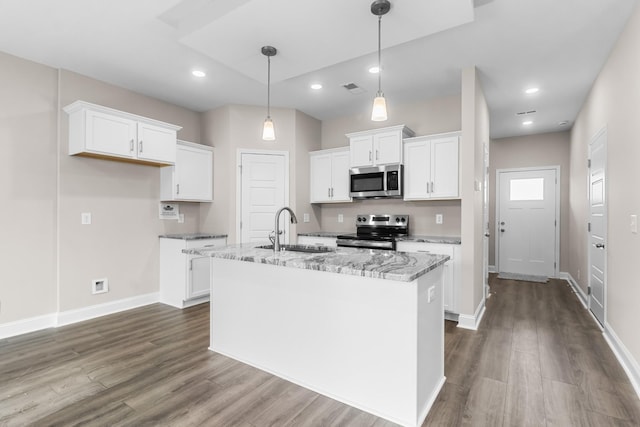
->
[256,244,336,254]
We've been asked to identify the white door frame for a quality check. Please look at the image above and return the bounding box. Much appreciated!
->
[483,141,490,299]
[236,149,290,244]
[587,126,607,326]
[495,165,561,277]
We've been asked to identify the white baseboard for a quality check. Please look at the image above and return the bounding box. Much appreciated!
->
[0,293,160,340]
[0,313,57,340]
[604,323,640,401]
[488,265,497,273]
[559,272,588,309]
[457,299,486,330]
[57,292,159,326]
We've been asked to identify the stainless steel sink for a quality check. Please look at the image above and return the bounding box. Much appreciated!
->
[256,244,335,254]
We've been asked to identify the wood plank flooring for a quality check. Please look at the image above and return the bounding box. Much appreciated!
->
[1,275,639,426]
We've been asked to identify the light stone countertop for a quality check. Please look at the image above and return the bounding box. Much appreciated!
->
[184,243,449,282]
[159,233,228,240]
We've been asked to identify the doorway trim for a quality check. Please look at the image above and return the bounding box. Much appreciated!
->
[236,148,290,244]
[495,165,561,277]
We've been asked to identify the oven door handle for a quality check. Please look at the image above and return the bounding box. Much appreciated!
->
[337,239,394,250]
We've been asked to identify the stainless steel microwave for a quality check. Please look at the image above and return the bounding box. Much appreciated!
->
[349,164,403,199]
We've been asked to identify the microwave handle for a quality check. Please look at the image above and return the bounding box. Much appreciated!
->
[383,172,387,192]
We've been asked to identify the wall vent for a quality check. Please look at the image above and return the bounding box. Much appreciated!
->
[92,278,109,294]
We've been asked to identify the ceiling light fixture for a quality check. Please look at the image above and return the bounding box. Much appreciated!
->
[192,70,206,77]
[523,120,533,125]
[370,0,391,122]
[525,87,539,94]
[368,66,380,74]
[311,83,323,90]
[261,46,277,141]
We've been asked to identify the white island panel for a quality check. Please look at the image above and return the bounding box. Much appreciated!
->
[209,257,445,427]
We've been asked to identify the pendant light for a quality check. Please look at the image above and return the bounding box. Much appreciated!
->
[371,0,390,122]
[262,45,277,141]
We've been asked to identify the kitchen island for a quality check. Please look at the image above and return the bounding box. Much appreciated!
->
[185,244,448,427]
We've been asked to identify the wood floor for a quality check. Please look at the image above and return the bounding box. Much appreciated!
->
[1,276,639,426]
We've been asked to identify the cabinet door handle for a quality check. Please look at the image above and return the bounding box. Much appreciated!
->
[369,151,372,162]
[139,140,143,153]
[130,139,134,152]
[189,259,193,270]
[431,182,434,193]
[376,150,379,161]
[328,188,331,197]
[176,184,180,195]
[427,182,430,193]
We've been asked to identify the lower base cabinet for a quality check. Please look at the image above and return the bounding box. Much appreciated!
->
[396,241,461,315]
[160,237,227,308]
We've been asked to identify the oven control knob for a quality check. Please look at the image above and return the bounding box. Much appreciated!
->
[396,218,400,223]
[401,217,406,223]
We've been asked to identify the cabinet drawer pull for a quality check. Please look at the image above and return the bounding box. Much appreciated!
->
[417,250,430,253]
[204,244,216,247]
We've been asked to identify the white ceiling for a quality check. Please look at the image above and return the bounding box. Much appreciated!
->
[0,0,636,139]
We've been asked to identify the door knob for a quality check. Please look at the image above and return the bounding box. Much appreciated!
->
[500,221,505,226]
[485,233,491,237]
[595,243,605,249]
[500,229,505,232]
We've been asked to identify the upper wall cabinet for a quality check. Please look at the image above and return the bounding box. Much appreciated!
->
[63,100,182,166]
[160,141,213,202]
[403,132,460,200]
[309,147,352,203]
[346,125,414,168]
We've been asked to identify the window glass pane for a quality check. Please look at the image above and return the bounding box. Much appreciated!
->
[510,178,544,201]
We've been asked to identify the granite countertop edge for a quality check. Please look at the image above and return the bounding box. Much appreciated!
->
[160,233,228,240]
[184,244,449,282]
[298,232,461,245]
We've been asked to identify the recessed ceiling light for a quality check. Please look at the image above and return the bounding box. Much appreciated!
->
[525,87,539,94]
[559,120,569,126]
[369,66,380,74]
[310,83,323,90]
[523,120,533,125]
[192,70,206,78]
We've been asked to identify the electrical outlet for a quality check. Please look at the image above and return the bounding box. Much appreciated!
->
[338,214,344,223]
[303,213,310,223]
[631,214,637,233]
[427,286,436,303]
[436,214,443,224]
[178,213,185,224]
[81,212,92,225]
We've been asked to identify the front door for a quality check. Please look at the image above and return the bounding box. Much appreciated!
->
[497,167,558,277]
[589,128,607,326]
[239,151,288,244]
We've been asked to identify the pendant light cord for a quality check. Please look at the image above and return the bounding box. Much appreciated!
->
[377,15,382,95]
[267,55,271,118]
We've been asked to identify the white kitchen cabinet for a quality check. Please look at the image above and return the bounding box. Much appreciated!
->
[309,147,352,203]
[346,125,414,167]
[159,236,227,308]
[396,241,461,315]
[296,235,338,247]
[160,141,213,202]
[64,100,181,166]
[403,133,460,200]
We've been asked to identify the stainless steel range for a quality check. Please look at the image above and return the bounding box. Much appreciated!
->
[336,214,409,250]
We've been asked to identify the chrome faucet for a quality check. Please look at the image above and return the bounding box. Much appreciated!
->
[274,207,298,251]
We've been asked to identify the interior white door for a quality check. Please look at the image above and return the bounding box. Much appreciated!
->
[240,153,287,244]
[497,168,558,277]
[589,129,607,326]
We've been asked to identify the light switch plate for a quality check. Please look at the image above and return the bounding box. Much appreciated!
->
[303,213,310,223]
[81,212,91,225]
[436,214,443,224]
[427,286,436,303]
[178,213,185,224]
[338,214,344,223]
[631,214,637,233]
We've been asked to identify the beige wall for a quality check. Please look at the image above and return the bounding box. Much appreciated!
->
[489,132,571,270]
[570,3,640,367]
[318,95,463,236]
[200,104,321,243]
[459,66,489,317]
[0,52,58,322]
[57,71,202,312]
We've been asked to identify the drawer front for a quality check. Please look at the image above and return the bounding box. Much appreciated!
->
[396,241,455,258]
[185,237,227,249]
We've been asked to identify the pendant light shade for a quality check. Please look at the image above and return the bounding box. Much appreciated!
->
[261,45,277,141]
[371,0,390,122]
